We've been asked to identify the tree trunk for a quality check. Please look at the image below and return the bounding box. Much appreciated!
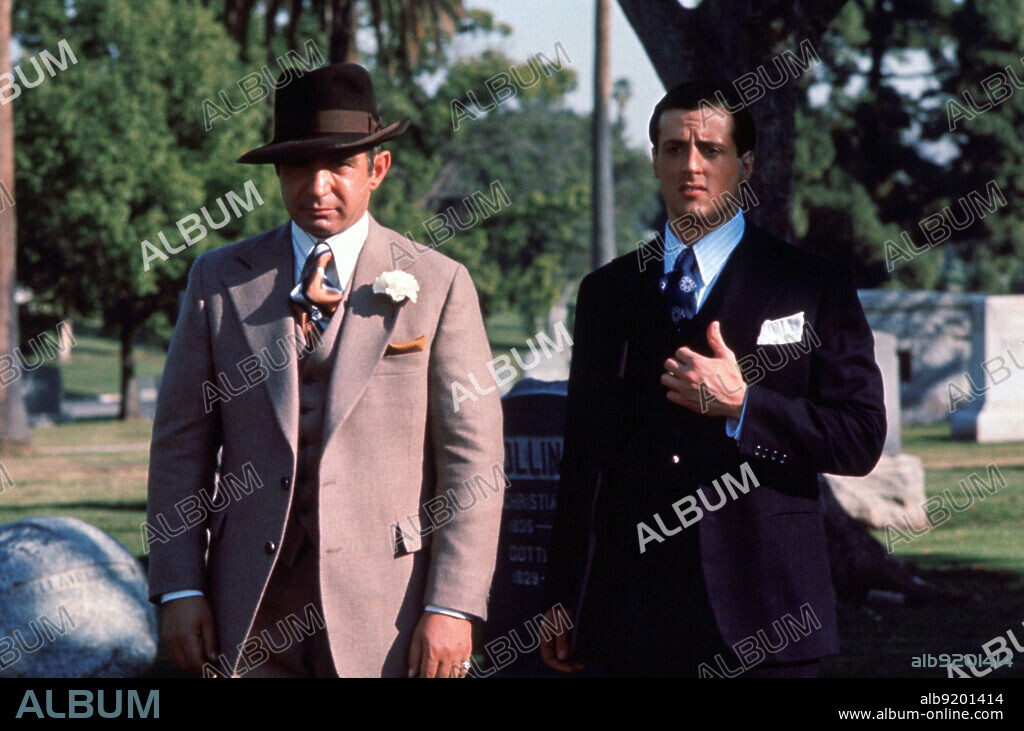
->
[592,0,615,268]
[223,0,257,60]
[119,315,139,420]
[326,0,358,64]
[286,0,303,52]
[0,0,31,451]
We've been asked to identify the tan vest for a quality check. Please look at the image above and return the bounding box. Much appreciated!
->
[281,267,355,566]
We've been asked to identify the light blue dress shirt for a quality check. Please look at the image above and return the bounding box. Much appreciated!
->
[662,210,749,439]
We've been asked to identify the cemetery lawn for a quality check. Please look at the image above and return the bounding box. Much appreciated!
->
[59,316,532,401]
[59,325,166,399]
[827,426,1024,678]
[1,420,1020,677]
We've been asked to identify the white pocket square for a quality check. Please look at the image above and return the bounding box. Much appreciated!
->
[757,311,805,345]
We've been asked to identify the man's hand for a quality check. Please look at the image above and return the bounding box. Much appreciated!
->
[408,611,473,678]
[539,606,583,673]
[162,596,218,675]
[661,320,746,418]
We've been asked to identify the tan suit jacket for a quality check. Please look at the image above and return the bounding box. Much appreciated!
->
[146,215,505,677]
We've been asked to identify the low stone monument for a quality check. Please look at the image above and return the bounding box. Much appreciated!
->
[822,331,928,530]
[0,516,157,677]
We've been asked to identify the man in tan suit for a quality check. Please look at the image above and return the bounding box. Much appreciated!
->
[145,63,504,678]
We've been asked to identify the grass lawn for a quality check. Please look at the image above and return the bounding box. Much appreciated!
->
[821,428,1024,678]
[5,335,1022,677]
[57,317,534,401]
[59,325,167,399]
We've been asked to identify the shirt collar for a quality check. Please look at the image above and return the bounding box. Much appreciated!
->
[663,209,745,283]
[291,210,370,288]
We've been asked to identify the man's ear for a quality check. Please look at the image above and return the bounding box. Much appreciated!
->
[739,151,754,182]
[368,149,392,190]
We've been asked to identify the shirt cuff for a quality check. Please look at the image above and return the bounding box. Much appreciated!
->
[725,390,750,441]
[161,589,205,604]
[425,604,476,621]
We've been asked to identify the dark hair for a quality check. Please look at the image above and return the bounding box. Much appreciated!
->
[648,81,755,155]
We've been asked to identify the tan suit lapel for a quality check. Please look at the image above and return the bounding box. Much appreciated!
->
[322,214,400,449]
[223,223,300,454]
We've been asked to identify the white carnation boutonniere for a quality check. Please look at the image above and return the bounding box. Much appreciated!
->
[372,269,420,304]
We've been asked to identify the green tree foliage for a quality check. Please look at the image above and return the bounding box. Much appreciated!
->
[369,48,659,329]
[793,0,1024,293]
[938,0,1024,292]
[14,0,286,415]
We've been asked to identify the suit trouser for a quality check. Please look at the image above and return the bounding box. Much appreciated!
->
[241,519,337,678]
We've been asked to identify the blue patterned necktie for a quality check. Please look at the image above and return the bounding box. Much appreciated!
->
[659,245,700,325]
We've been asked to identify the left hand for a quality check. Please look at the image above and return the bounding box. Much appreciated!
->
[408,611,473,678]
[661,321,746,418]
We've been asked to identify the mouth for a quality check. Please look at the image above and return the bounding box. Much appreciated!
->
[678,183,706,196]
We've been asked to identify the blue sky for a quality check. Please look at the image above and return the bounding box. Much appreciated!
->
[455,0,665,150]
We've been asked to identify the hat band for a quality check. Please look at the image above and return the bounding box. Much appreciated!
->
[314,110,381,134]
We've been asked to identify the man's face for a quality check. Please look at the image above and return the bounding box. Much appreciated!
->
[277,149,391,238]
[652,108,753,243]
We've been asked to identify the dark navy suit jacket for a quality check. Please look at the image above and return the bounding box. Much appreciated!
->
[546,222,886,666]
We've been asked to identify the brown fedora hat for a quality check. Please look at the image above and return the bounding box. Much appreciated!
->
[237,62,408,165]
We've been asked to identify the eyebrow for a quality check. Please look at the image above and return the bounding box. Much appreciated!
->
[659,136,724,147]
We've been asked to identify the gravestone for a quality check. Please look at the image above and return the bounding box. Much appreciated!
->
[950,295,1024,442]
[823,331,927,530]
[138,376,161,420]
[0,516,157,677]
[23,365,65,426]
[480,379,566,677]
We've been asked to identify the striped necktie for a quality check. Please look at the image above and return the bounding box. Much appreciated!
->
[290,241,343,349]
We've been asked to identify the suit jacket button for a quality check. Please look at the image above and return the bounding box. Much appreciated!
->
[671,454,681,464]
[281,476,291,490]
[265,541,277,554]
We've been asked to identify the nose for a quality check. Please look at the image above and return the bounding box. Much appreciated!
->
[310,168,332,197]
[685,142,702,175]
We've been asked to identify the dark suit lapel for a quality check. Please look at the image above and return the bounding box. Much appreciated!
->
[322,214,400,447]
[223,223,300,454]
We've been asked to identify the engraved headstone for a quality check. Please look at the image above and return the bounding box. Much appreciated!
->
[0,517,157,677]
[480,379,566,677]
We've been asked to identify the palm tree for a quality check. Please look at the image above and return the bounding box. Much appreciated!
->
[217,0,466,70]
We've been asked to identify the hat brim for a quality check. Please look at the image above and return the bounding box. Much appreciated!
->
[236,117,409,165]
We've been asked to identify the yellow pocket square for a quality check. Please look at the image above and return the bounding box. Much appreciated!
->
[385,335,426,355]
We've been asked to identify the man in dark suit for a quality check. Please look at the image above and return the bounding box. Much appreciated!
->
[540,82,886,677]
